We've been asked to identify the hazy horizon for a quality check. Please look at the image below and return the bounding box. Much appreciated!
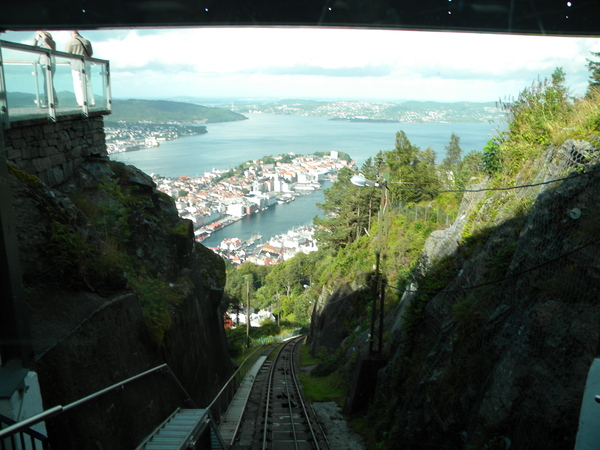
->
[2,27,598,103]
[112,96,501,104]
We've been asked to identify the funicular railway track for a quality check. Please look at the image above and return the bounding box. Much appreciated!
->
[233,336,330,450]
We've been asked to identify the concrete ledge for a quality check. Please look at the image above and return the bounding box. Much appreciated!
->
[6,110,110,129]
[575,358,600,449]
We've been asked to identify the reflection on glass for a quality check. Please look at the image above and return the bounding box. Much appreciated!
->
[53,55,78,108]
[89,61,108,110]
[2,46,48,120]
[33,53,57,109]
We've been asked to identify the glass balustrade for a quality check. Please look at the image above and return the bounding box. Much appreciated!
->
[0,39,111,127]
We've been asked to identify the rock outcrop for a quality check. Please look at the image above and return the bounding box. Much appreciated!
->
[310,139,600,449]
[9,156,231,449]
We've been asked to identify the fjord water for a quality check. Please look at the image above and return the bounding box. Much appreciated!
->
[112,113,499,178]
[112,113,499,245]
[200,181,332,248]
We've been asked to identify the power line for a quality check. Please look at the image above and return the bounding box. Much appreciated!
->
[313,168,600,304]
[310,222,599,305]
[386,167,598,195]
[379,237,600,295]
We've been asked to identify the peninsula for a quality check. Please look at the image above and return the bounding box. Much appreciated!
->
[104,98,248,153]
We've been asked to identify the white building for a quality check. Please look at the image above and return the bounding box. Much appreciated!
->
[226,203,245,217]
[220,237,243,251]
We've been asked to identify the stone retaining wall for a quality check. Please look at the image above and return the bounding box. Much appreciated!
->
[4,114,108,187]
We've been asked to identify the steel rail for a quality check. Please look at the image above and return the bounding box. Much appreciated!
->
[283,343,300,450]
[288,337,326,449]
[260,335,323,450]
[261,340,288,449]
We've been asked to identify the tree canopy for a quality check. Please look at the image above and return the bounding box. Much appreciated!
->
[314,161,381,251]
[586,51,600,96]
[382,131,440,203]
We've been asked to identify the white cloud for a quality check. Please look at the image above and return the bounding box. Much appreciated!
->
[1,27,599,101]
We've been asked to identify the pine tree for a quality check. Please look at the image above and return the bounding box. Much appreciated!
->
[586,51,600,96]
[314,165,380,250]
[442,133,462,169]
[441,133,463,189]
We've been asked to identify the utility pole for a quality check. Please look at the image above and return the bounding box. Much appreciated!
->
[350,173,389,355]
[277,293,281,327]
[370,253,379,354]
[377,185,389,354]
[245,277,250,348]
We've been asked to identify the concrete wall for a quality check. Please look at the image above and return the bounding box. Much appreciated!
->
[4,114,108,187]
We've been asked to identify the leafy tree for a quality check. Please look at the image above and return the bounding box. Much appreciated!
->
[223,262,271,314]
[264,253,311,298]
[482,139,501,175]
[455,150,484,190]
[253,253,316,322]
[280,290,313,324]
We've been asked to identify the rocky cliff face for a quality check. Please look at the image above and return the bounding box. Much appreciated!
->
[309,278,370,356]
[310,139,600,449]
[9,156,231,449]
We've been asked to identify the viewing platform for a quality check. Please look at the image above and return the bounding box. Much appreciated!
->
[0,39,111,128]
[0,39,112,187]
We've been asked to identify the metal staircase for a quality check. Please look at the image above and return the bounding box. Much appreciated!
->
[0,413,49,449]
[0,364,226,450]
[136,408,226,450]
[0,342,283,450]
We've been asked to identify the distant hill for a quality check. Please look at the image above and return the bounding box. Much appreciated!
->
[231,99,505,124]
[107,99,248,124]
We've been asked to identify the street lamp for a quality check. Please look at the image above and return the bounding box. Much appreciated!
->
[351,173,388,354]
[350,174,380,188]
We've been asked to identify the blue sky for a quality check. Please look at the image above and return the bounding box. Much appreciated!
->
[2,27,599,102]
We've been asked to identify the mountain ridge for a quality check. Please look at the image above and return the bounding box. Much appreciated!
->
[124,97,505,124]
[107,98,248,124]
[230,98,504,123]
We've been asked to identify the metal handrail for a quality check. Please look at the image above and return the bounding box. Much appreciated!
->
[0,363,192,440]
[205,344,267,427]
[0,413,49,440]
[0,38,111,127]
[0,413,50,449]
[0,39,109,65]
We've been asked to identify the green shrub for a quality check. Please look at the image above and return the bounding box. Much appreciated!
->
[128,274,193,345]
